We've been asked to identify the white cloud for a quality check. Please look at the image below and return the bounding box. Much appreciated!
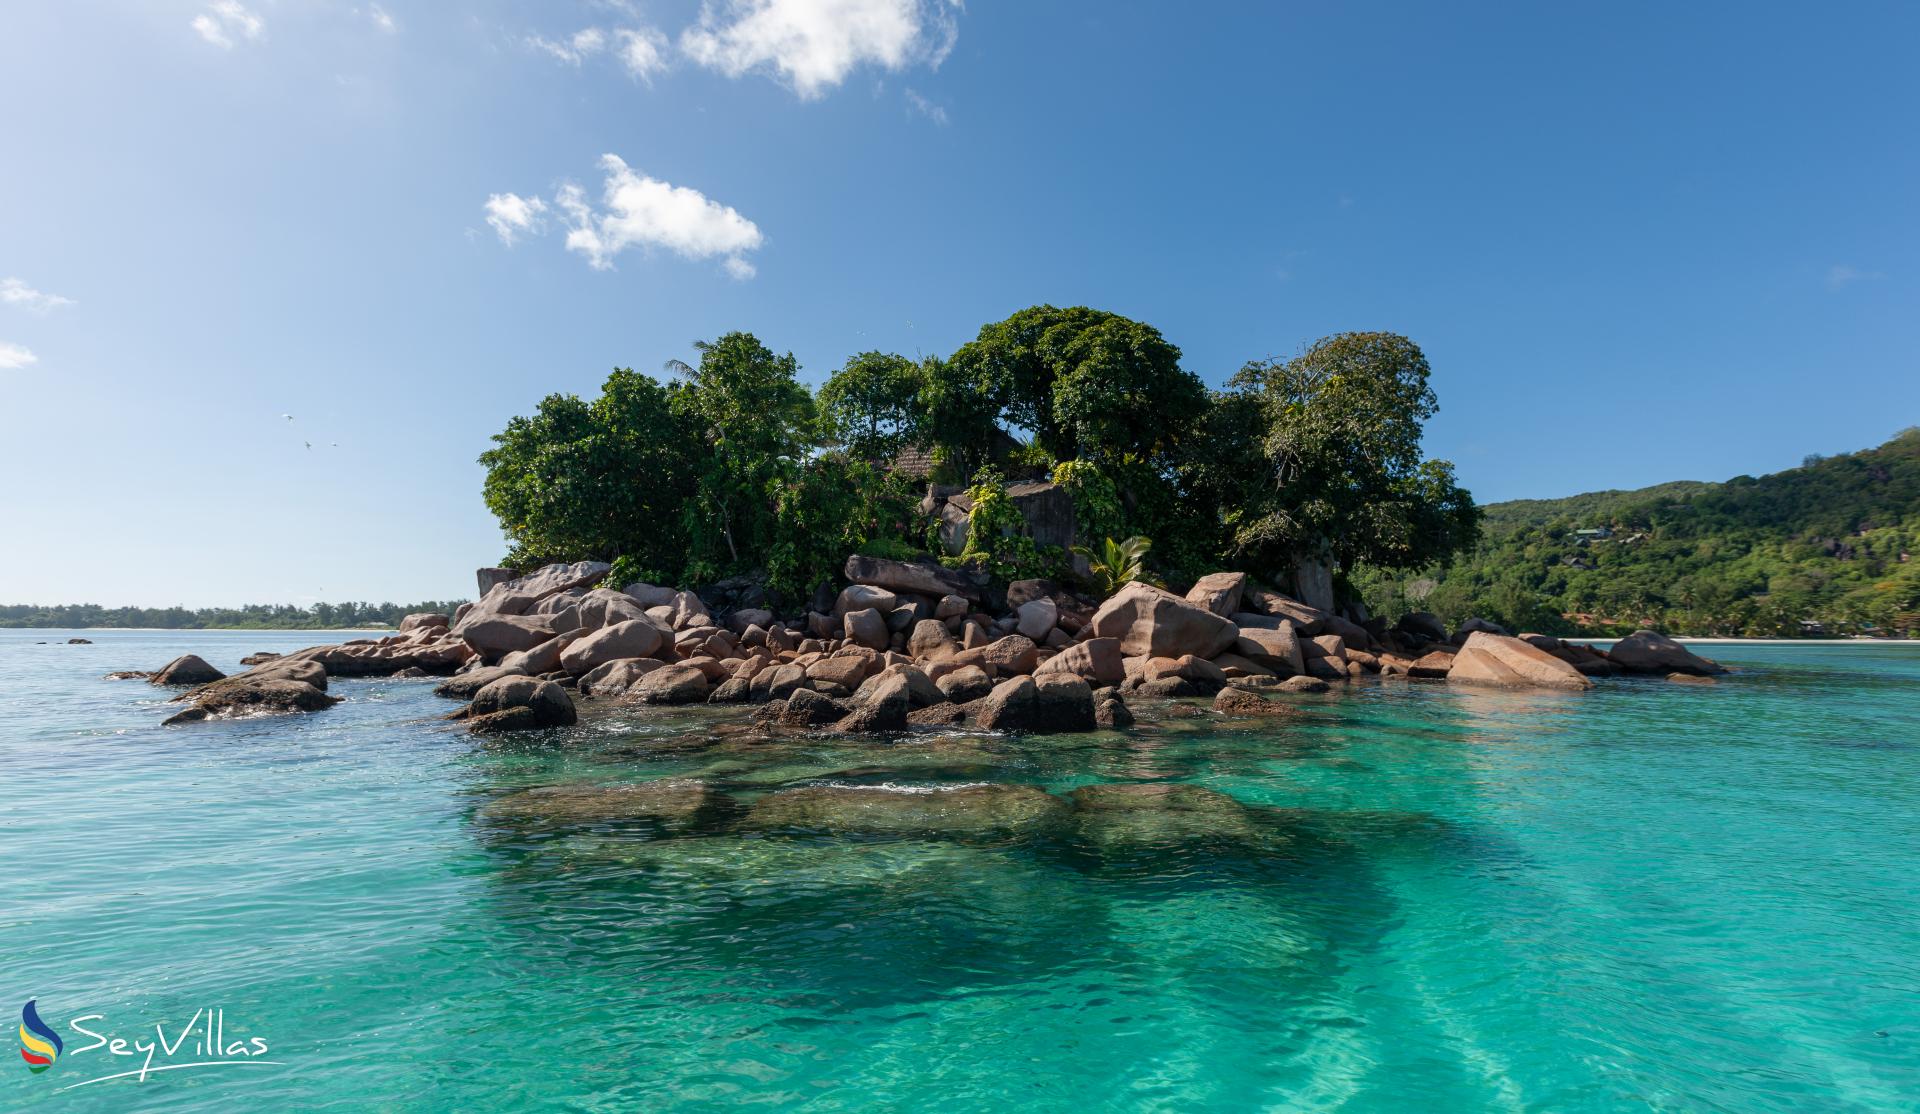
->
[904,87,946,125]
[369,4,397,33]
[681,0,961,99]
[531,25,668,80]
[484,193,549,245]
[0,342,38,370]
[1826,264,1884,288]
[557,155,763,277]
[192,1,264,49]
[1,278,75,315]
[530,27,608,65]
[616,27,670,80]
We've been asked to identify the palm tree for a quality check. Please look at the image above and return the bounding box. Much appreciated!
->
[1072,536,1162,597]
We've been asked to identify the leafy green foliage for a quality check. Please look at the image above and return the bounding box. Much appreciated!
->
[951,468,1069,581]
[1217,333,1480,575]
[767,458,918,599]
[479,368,698,573]
[1361,429,1920,637]
[916,353,1005,482]
[1072,536,1161,597]
[817,351,923,462]
[1052,460,1125,542]
[947,305,1207,463]
[667,333,818,572]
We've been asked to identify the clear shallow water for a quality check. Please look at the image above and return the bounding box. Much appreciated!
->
[4,631,1919,1112]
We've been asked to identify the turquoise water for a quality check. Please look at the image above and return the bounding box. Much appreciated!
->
[4,631,1918,1111]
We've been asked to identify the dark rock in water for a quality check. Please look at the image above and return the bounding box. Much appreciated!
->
[162,678,340,726]
[1276,675,1331,693]
[239,651,283,666]
[833,696,909,734]
[392,666,429,679]
[150,654,225,686]
[457,676,576,732]
[104,670,151,681]
[67,637,92,644]
[1666,672,1718,685]
[744,782,1067,839]
[754,688,846,727]
[1032,674,1096,732]
[434,665,527,700]
[1212,687,1295,717]
[1608,630,1727,676]
[479,779,732,831]
[1094,692,1134,728]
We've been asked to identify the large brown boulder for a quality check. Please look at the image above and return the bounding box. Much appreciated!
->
[935,664,994,703]
[843,554,981,601]
[1034,637,1125,686]
[1184,572,1247,618]
[458,614,558,657]
[558,619,665,673]
[398,612,449,633]
[908,619,960,661]
[971,675,1038,731]
[150,654,225,686]
[499,631,582,676]
[578,657,664,696]
[571,588,651,630]
[834,583,900,617]
[1212,687,1295,716]
[1015,598,1059,640]
[1607,630,1726,676]
[981,633,1040,675]
[626,663,711,705]
[1447,632,1592,691]
[434,664,526,699]
[1090,582,1238,660]
[1234,624,1304,676]
[497,560,612,601]
[1249,592,1330,636]
[843,607,891,651]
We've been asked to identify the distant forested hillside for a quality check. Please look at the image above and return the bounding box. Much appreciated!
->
[1358,428,1920,637]
[0,601,467,630]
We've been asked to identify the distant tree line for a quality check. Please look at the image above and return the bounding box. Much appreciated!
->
[0,601,468,630]
[1359,428,1920,638]
[479,306,1480,602]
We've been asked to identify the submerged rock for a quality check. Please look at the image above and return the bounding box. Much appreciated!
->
[1067,783,1265,848]
[744,783,1067,839]
[479,779,732,832]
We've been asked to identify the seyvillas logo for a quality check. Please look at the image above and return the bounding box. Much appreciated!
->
[18,1000,62,1074]
[14,999,284,1092]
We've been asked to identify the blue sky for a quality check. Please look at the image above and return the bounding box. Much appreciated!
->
[2,1,1915,606]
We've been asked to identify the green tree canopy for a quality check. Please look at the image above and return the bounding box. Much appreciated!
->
[817,350,923,462]
[947,305,1207,463]
[479,367,697,572]
[1218,332,1479,576]
[666,332,818,574]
